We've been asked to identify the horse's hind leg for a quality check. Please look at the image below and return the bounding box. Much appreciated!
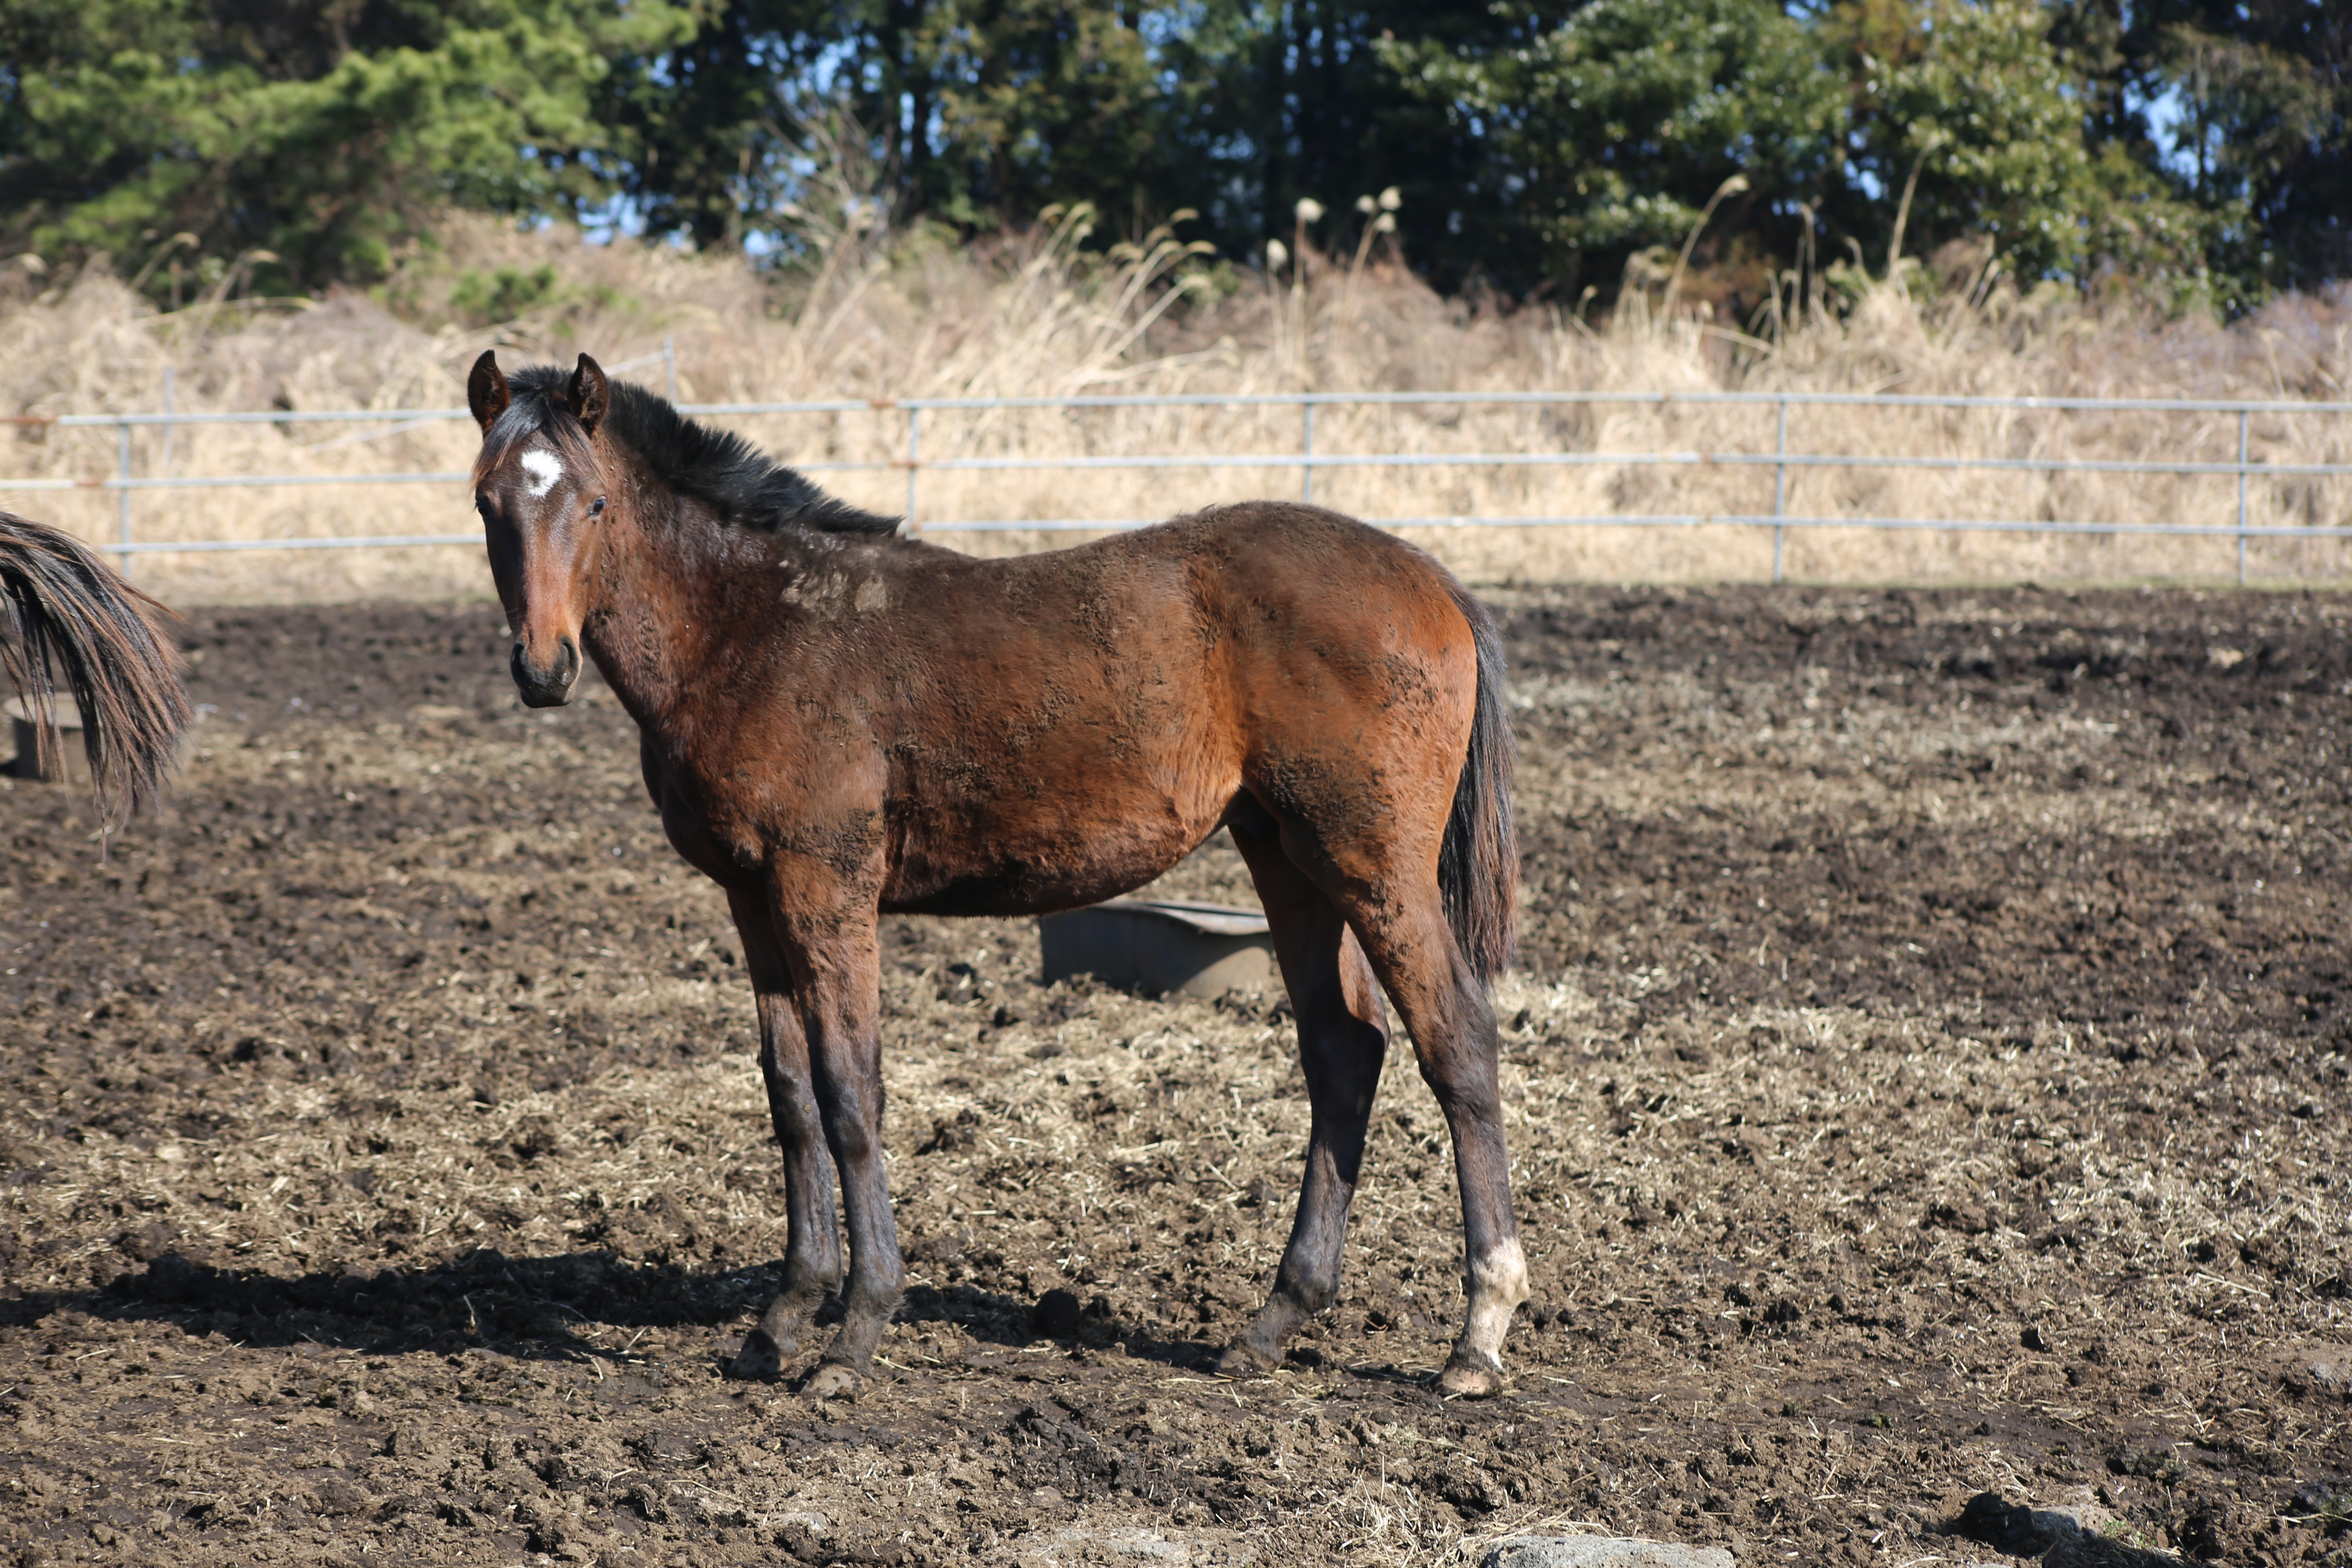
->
[1338,891,1526,1397]
[726,888,844,1380]
[1215,804,1390,1375]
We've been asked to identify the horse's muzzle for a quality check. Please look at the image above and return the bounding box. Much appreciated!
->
[512,635,580,707]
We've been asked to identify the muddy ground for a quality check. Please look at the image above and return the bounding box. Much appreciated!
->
[2,584,2349,1568]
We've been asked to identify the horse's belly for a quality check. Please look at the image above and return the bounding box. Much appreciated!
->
[880,794,1219,917]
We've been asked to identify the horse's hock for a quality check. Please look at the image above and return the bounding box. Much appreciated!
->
[1039,899,1274,998]
[4,696,85,784]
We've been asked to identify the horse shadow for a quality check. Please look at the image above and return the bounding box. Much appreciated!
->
[4,1249,1227,1379]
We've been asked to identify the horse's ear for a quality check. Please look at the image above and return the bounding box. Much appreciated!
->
[566,354,610,438]
[467,350,508,432]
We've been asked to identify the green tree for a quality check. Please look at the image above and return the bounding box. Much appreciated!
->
[1381,0,1844,297]
[594,0,899,255]
[0,0,697,294]
[925,0,1174,232]
[7,0,2341,312]
[2047,0,2350,299]
[1824,0,2215,298]
[1145,2,1584,294]
[598,0,1187,256]
[617,2,1586,296]
[2153,6,2349,293]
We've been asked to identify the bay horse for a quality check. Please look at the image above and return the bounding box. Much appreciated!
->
[0,510,189,821]
[465,352,1526,1399]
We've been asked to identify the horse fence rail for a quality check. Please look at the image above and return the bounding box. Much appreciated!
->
[4,386,2349,584]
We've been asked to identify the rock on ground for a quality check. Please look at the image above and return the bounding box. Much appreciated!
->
[1481,1536,1734,1568]
[1018,1526,1204,1564]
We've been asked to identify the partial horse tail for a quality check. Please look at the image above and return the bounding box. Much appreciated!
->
[1439,581,1517,984]
[0,512,189,824]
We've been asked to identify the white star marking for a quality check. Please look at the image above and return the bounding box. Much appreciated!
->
[519,449,563,499]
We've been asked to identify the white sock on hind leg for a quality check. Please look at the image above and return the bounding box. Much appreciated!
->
[1460,1236,1530,1363]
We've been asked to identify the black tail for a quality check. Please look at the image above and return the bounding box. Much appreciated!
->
[1438,582,1517,982]
[0,512,189,824]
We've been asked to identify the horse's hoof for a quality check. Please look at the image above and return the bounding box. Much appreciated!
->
[802,1361,864,1401]
[1215,1340,1279,1378]
[1436,1349,1506,1399]
[728,1328,786,1381]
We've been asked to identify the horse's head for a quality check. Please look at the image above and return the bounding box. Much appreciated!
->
[467,351,611,707]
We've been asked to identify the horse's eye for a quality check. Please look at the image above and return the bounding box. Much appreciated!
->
[588,496,606,517]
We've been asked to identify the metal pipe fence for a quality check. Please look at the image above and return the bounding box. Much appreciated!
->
[4,384,2349,584]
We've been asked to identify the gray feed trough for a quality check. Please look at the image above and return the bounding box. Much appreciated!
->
[4,696,84,783]
[1039,899,1275,998]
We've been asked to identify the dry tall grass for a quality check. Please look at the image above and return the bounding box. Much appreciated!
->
[3,212,2349,603]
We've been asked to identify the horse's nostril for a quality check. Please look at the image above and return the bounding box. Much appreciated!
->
[509,636,578,696]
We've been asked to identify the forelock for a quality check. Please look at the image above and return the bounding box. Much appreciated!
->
[471,381,598,488]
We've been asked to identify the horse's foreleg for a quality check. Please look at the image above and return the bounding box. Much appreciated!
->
[787,911,903,1399]
[1346,898,1526,1399]
[1217,815,1390,1376]
[726,889,842,1380]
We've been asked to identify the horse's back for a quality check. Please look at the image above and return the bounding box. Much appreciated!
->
[898,500,1452,629]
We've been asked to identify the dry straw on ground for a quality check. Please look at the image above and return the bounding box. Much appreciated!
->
[3,213,2350,603]
[4,593,2348,1565]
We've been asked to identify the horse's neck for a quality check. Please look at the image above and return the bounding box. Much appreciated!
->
[582,499,796,730]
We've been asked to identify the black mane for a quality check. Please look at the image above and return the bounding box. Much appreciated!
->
[497,365,899,537]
